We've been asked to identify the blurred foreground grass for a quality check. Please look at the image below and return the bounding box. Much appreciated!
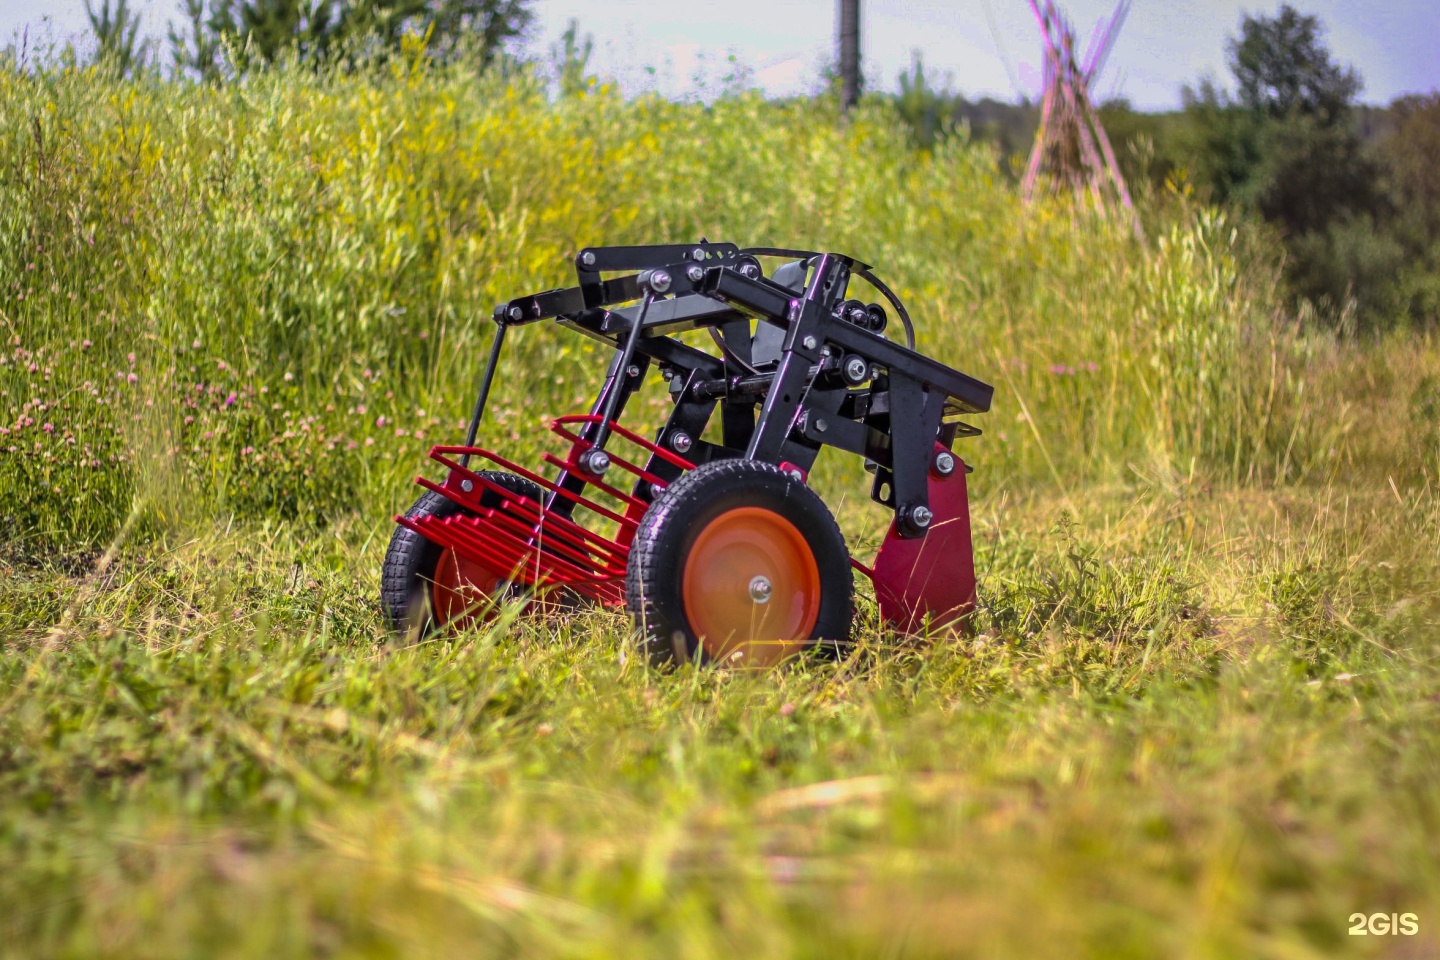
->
[2,59,1439,958]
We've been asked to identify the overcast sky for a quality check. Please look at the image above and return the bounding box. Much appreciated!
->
[5,0,1437,111]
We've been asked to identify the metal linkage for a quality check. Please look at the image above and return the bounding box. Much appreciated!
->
[423,241,995,606]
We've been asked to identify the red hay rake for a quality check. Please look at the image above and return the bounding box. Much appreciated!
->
[382,243,993,666]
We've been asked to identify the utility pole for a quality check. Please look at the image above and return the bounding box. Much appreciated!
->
[838,0,860,111]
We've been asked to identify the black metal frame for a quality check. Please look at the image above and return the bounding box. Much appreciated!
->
[465,242,994,538]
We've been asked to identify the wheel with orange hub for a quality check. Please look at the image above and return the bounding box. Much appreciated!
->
[626,459,853,667]
[381,472,544,636]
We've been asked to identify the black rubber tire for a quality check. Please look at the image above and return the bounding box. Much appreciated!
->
[380,472,543,636]
[625,458,853,666]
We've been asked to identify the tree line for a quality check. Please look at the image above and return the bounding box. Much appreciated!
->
[895,6,1440,332]
[82,0,532,78]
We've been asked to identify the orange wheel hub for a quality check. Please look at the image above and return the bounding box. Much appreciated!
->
[432,547,507,629]
[681,506,821,666]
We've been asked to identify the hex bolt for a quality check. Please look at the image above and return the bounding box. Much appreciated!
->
[580,251,596,266]
[627,364,640,378]
[748,575,773,604]
[802,335,818,350]
[686,264,704,282]
[692,247,707,261]
[844,355,869,383]
[933,451,957,476]
[670,431,693,453]
[648,270,672,294]
[813,417,828,433]
[580,449,611,475]
[740,262,760,278]
[507,305,523,321]
[909,505,933,529]
[460,478,474,493]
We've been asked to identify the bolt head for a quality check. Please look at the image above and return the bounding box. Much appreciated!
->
[739,262,760,278]
[934,451,956,476]
[627,364,641,378]
[686,264,704,282]
[507,305,523,321]
[650,480,667,498]
[670,431,693,453]
[692,247,707,261]
[649,270,672,294]
[802,335,818,350]
[460,478,474,493]
[748,575,773,604]
[580,251,596,266]
[813,417,828,433]
[909,505,933,529]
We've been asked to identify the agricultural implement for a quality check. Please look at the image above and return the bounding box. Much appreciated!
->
[382,242,994,665]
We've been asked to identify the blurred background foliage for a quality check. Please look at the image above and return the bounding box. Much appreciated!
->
[0,0,1437,560]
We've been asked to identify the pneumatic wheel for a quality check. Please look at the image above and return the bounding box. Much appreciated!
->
[625,459,854,667]
[381,471,544,636]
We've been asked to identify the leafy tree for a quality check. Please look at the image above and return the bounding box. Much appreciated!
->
[1181,5,1399,327]
[1229,3,1360,122]
[168,0,531,77]
[85,0,148,74]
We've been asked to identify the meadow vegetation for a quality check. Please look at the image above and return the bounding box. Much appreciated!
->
[2,56,1439,957]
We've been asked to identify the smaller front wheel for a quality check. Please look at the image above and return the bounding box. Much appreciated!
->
[380,472,544,636]
[625,459,853,667]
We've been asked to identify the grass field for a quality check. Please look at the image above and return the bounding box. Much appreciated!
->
[3,59,1440,958]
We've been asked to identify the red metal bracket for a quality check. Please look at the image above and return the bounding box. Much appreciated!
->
[870,446,976,633]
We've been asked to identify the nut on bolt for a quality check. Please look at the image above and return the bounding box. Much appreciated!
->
[670,430,693,453]
[579,449,611,476]
[843,355,870,384]
[933,450,957,476]
[580,250,596,267]
[647,270,672,294]
[908,505,933,529]
[802,335,818,350]
[686,264,704,282]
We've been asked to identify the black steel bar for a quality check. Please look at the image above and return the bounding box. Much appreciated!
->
[590,292,655,453]
[824,320,993,413]
[458,320,508,468]
[544,354,649,520]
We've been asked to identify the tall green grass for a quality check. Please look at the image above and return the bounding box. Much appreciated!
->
[0,58,1345,556]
